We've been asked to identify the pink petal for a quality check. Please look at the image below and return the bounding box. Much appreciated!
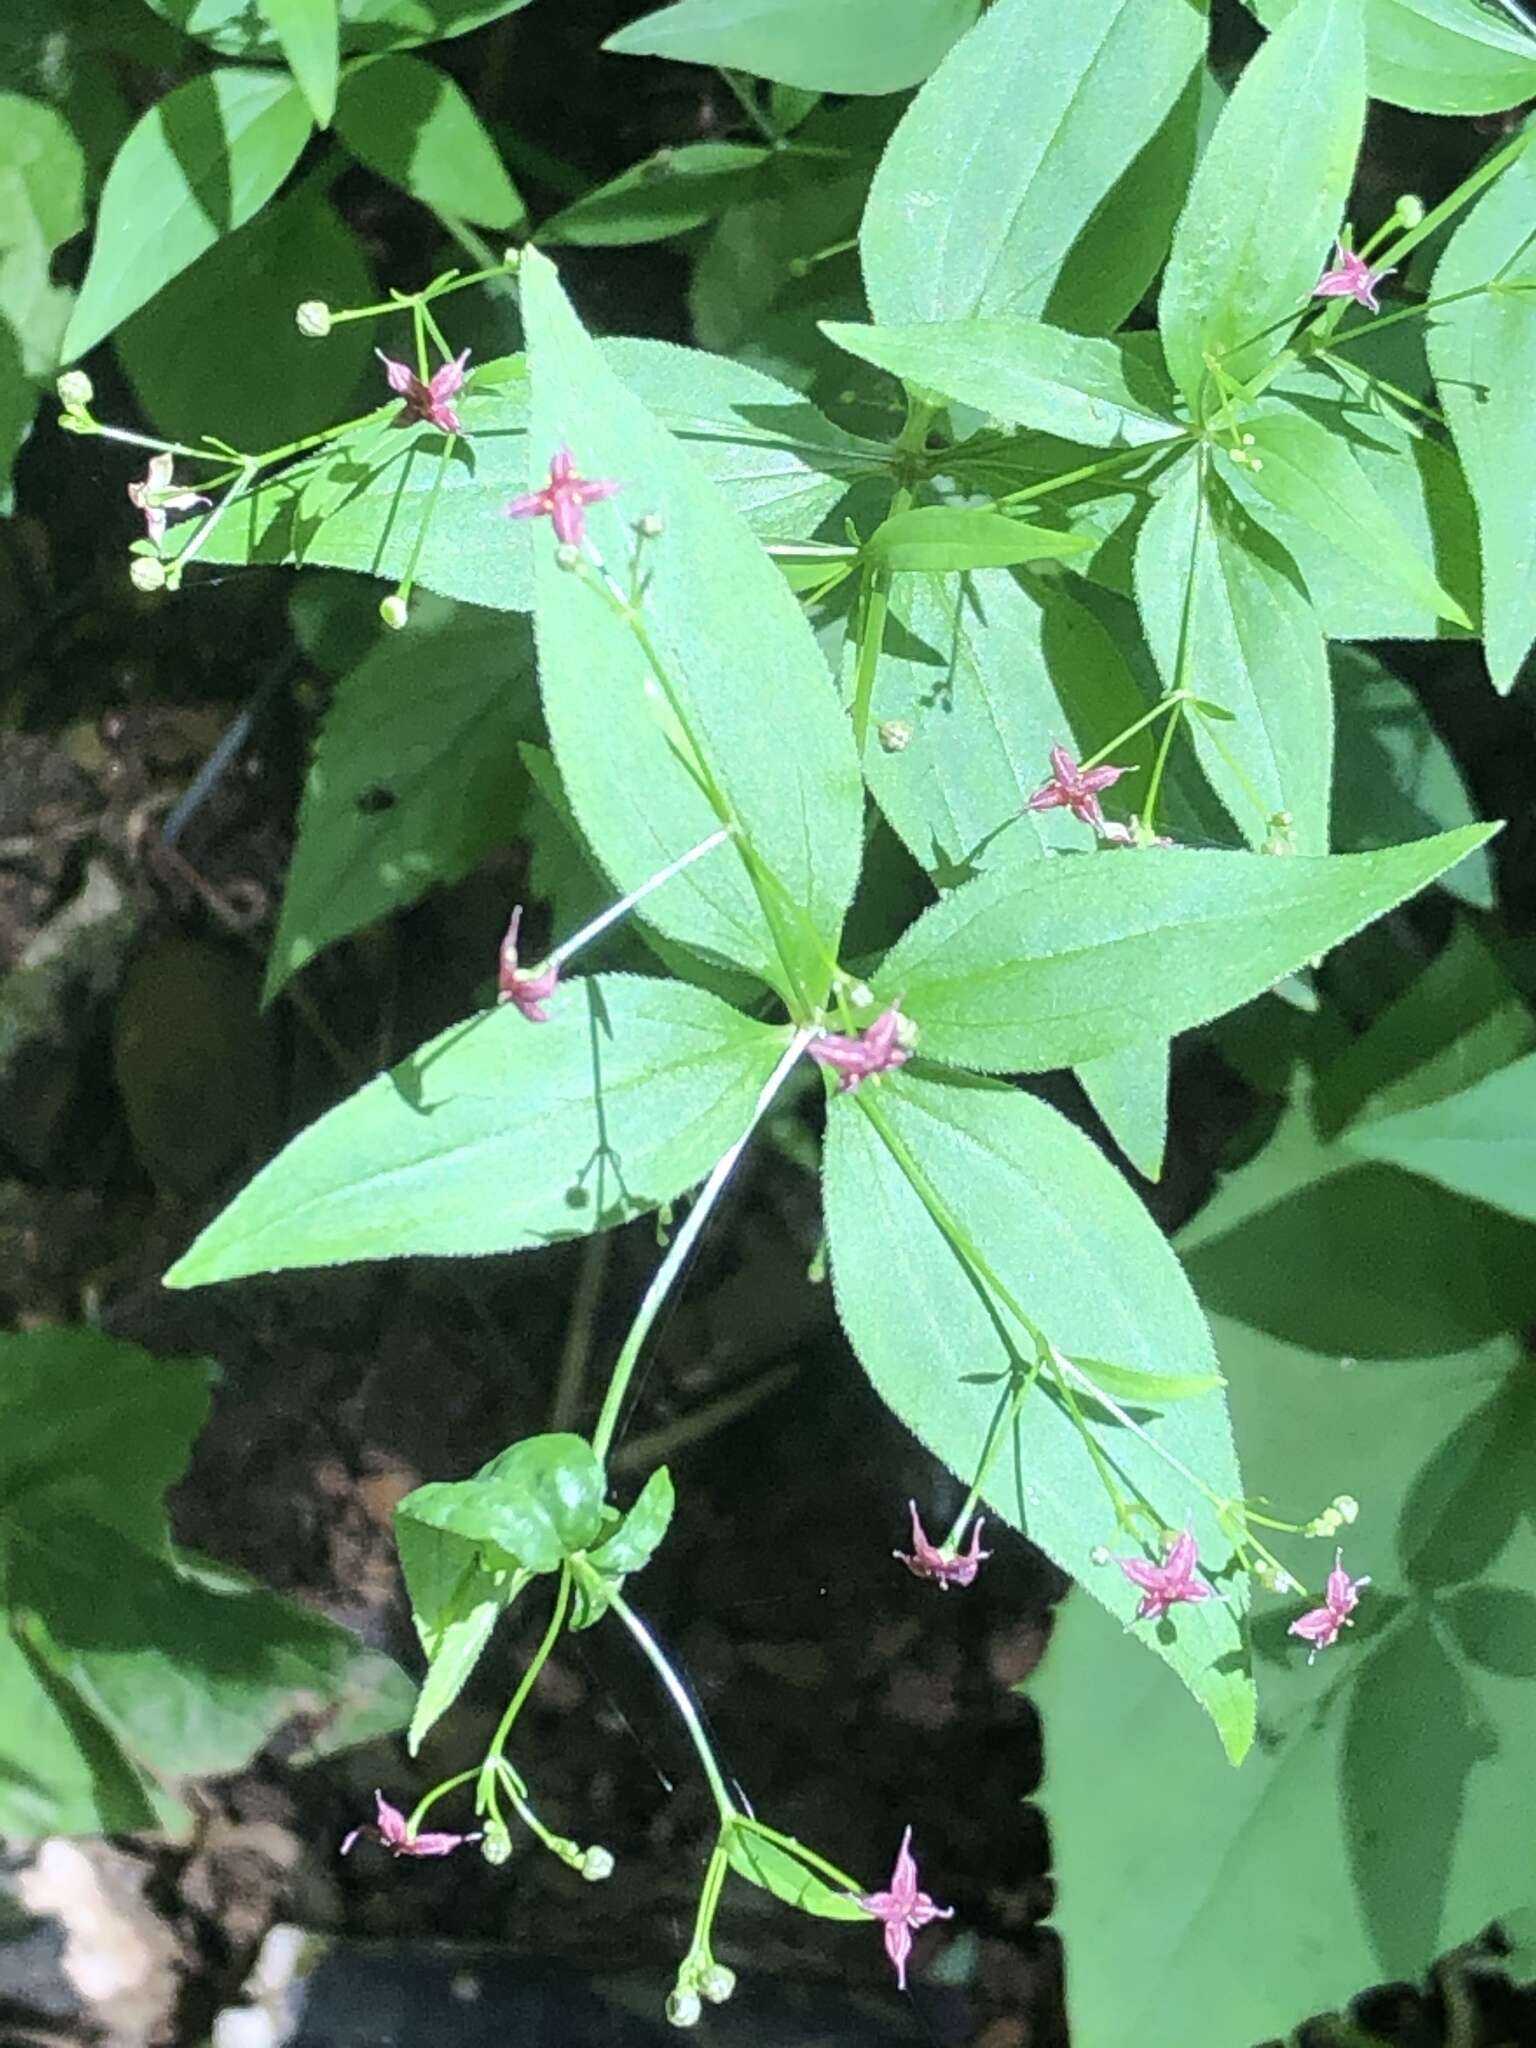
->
[339,1827,363,1855]
[1047,744,1076,784]
[1078,762,1126,794]
[376,351,419,399]
[576,477,623,508]
[1119,1557,1166,1593]
[373,1791,410,1845]
[1164,1530,1199,1583]
[505,489,552,521]
[404,1829,472,1858]
[1025,783,1070,811]
[884,1916,914,1991]
[1288,1606,1340,1648]
[550,447,576,484]
[428,349,471,402]
[550,492,585,546]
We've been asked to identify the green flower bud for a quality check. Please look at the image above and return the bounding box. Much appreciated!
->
[379,593,409,630]
[129,556,167,593]
[580,1845,615,1883]
[1333,1494,1359,1525]
[699,1965,736,2005]
[1395,194,1426,230]
[502,246,523,270]
[554,542,583,573]
[878,719,913,753]
[637,511,665,539]
[56,368,94,413]
[1089,1544,1111,1567]
[481,1820,513,1866]
[296,299,332,339]
[665,1989,703,2029]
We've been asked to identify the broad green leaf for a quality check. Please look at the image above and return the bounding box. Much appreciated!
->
[522,248,862,996]
[399,1435,606,1574]
[572,1467,676,1629]
[1341,1052,1536,1222]
[395,1511,526,1750]
[824,1071,1253,1757]
[146,0,535,59]
[335,53,524,230]
[179,341,883,605]
[1160,0,1364,414]
[1246,0,1536,116]
[1078,1038,1170,1183]
[863,506,1092,573]
[264,598,537,1000]
[260,0,339,125]
[1427,142,1536,692]
[604,0,981,94]
[116,194,375,450]
[64,68,314,361]
[876,827,1496,1075]
[1039,1317,1536,2048]
[1237,400,1475,629]
[166,978,790,1284]
[861,0,1208,329]
[539,143,769,247]
[726,1826,871,1919]
[1330,646,1493,909]
[823,319,1182,449]
[1134,455,1332,851]
[0,93,86,378]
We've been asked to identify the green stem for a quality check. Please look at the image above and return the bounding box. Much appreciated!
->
[988,435,1189,512]
[851,396,934,755]
[943,1346,1047,1551]
[477,1566,572,1813]
[1079,690,1195,774]
[1372,124,1534,278]
[393,434,457,606]
[546,827,730,972]
[601,1578,738,1824]
[406,1766,480,1837]
[169,460,257,584]
[549,1231,609,1433]
[590,1029,815,1465]
[1316,278,1530,357]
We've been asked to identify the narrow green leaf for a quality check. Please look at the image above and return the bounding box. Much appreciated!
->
[1340,1052,1536,1222]
[1160,0,1365,414]
[64,68,313,361]
[260,0,339,126]
[1073,1357,1226,1404]
[603,0,981,94]
[147,0,536,60]
[164,977,790,1284]
[406,1595,503,1754]
[1245,0,1536,116]
[1078,1038,1171,1183]
[1427,142,1536,692]
[726,1826,871,1919]
[824,1072,1253,1758]
[572,1467,677,1629]
[539,143,769,247]
[861,0,1208,328]
[522,248,863,994]
[1134,455,1332,850]
[877,827,1498,1075]
[864,505,1092,573]
[823,319,1182,449]
[335,53,523,230]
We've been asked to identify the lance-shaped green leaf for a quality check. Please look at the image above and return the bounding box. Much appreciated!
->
[571,1467,676,1629]
[1340,1052,1536,1224]
[260,0,339,125]
[64,68,314,360]
[603,0,981,94]
[539,143,770,246]
[335,53,524,230]
[875,827,1496,1075]
[1078,1038,1170,1183]
[146,0,536,59]
[824,1071,1253,1759]
[164,977,790,1285]
[863,506,1092,574]
[823,319,1182,449]
[1134,454,1332,851]
[396,1509,526,1752]
[521,248,862,994]
[1160,0,1364,414]
[1237,401,1474,629]
[726,1826,871,1920]
[861,0,1208,329]
[399,1434,606,1574]
[1245,0,1536,117]
[1427,143,1536,692]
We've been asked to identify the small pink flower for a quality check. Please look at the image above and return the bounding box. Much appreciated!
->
[858,1826,954,1992]
[505,446,622,548]
[341,1790,478,1859]
[127,453,210,546]
[1288,1549,1370,1662]
[497,904,559,1023]
[1026,744,1129,836]
[1314,241,1393,315]
[895,1501,990,1590]
[807,1005,912,1093]
[1119,1529,1214,1623]
[377,347,471,434]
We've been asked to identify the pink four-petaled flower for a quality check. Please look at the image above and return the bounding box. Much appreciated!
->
[1314,242,1393,315]
[1026,744,1130,837]
[857,1825,954,1992]
[341,1790,478,1859]
[128,453,210,546]
[895,1501,990,1590]
[505,446,623,548]
[497,904,560,1023]
[807,1005,912,1093]
[1288,1549,1370,1662]
[1119,1529,1214,1622]
[377,347,472,434]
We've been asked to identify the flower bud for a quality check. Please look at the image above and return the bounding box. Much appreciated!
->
[1090,1545,1111,1567]
[580,1844,615,1883]
[296,299,332,338]
[699,1964,736,2005]
[480,1820,513,1866]
[56,368,94,413]
[129,555,167,593]
[1395,194,1425,230]
[1333,1494,1359,1525]
[665,1989,702,2029]
[379,593,409,630]
[502,246,523,271]
[554,542,582,573]
[637,511,665,539]
[878,719,913,753]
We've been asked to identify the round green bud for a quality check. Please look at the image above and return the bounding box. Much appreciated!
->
[295,300,332,339]
[637,511,665,539]
[581,1845,615,1883]
[56,369,94,413]
[1395,194,1426,230]
[1333,1494,1359,1525]
[878,719,913,753]
[481,1821,513,1867]
[501,246,522,270]
[129,556,167,593]
[379,593,409,631]
[554,542,583,573]
[700,1965,736,2006]
[1090,1544,1111,1567]
[665,1990,702,2029]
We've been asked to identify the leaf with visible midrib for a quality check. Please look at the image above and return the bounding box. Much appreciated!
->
[603,0,981,95]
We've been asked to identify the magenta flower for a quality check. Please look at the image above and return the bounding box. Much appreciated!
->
[1026,744,1129,836]
[127,453,210,546]
[376,347,471,434]
[497,904,560,1023]
[858,1826,954,1992]
[807,1005,912,1093]
[1314,242,1393,315]
[895,1501,990,1590]
[341,1790,479,1859]
[1288,1549,1370,1662]
[1119,1529,1215,1623]
[505,446,622,548]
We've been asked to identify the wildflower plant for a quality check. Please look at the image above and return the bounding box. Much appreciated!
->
[24,0,1536,2038]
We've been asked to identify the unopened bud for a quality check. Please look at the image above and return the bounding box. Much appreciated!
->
[1333,1494,1359,1525]
[56,368,93,413]
[878,719,912,753]
[637,511,664,539]
[379,593,409,630]
[129,555,167,592]
[296,299,332,338]
[847,982,874,1008]
[1395,194,1425,230]
[1090,1545,1111,1567]
[481,1820,513,1866]
[580,1844,615,1883]
[502,246,522,270]
[699,1965,736,2005]
[666,1989,702,2029]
